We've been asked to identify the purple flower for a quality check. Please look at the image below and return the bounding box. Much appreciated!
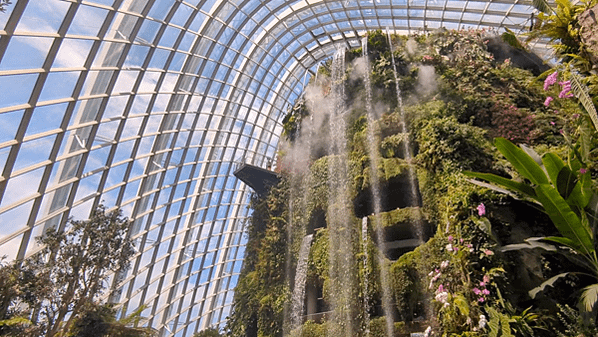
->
[550,121,555,125]
[544,96,553,106]
[437,284,445,293]
[477,203,486,216]
[479,297,485,303]
[480,281,486,287]
[558,80,574,98]
[482,289,490,295]
[448,235,454,242]
[544,71,558,91]
[484,249,494,256]
[473,288,482,295]
[580,168,587,174]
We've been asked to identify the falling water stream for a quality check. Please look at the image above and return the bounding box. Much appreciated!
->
[291,234,314,328]
[385,28,425,243]
[361,216,371,336]
[362,36,395,337]
[326,47,358,337]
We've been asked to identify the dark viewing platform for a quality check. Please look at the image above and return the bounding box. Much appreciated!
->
[233,163,280,197]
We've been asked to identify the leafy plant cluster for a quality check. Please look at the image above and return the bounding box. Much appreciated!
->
[0,205,152,337]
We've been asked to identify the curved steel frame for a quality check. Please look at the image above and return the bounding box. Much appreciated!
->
[0,0,545,335]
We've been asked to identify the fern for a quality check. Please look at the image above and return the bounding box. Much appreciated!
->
[570,72,598,131]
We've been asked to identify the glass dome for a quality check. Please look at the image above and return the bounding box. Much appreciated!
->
[0,0,546,335]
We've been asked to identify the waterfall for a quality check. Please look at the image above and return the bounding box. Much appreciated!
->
[291,234,314,329]
[385,27,424,243]
[363,36,395,337]
[326,47,358,337]
[361,216,371,336]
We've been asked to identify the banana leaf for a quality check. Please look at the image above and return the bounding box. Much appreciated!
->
[495,138,550,186]
[463,171,537,200]
[542,152,565,188]
[535,184,593,254]
[556,166,577,200]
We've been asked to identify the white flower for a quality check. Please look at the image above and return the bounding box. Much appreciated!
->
[424,326,432,337]
[478,314,488,330]
[446,243,453,252]
[435,291,449,304]
[440,260,449,269]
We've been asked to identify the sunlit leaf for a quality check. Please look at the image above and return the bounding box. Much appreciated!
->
[494,138,549,186]
[500,237,558,252]
[535,184,593,254]
[532,0,553,13]
[529,272,570,298]
[581,283,598,312]
[463,172,536,200]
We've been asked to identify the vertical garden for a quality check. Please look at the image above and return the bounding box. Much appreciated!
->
[225,2,598,337]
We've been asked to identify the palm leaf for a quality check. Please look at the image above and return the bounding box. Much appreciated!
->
[494,138,549,186]
[535,184,593,254]
[529,272,570,298]
[581,283,598,312]
[570,72,598,131]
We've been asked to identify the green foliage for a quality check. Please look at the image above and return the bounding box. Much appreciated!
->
[389,251,421,321]
[282,99,310,142]
[227,182,290,337]
[24,205,134,337]
[486,307,513,337]
[0,0,10,13]
[228,28,598,337]
[68,304,154,337]
[0,258,33,335]
[414,113,494,173]
[193,327,222,337]
[295,320,326,337]
[0,205,137,337]
[555,304,598,337]
[370,207,423,229]
[529,0,596,68]
[465,137,598,310]
[368,316,407,337]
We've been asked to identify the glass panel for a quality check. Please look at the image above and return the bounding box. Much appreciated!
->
[13,135,55,172]
[38,71,79,102]
[16,0,70,34]
[25,104,66,137]
[68,5,108,37]
[3,166,45,206]
[0,110,24,144]
[171,3,193,27]
[124,44,150,68]
[54,38,94,69]
[0,36,53,71]
[0,74,38,109]
[158,26,181,49]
